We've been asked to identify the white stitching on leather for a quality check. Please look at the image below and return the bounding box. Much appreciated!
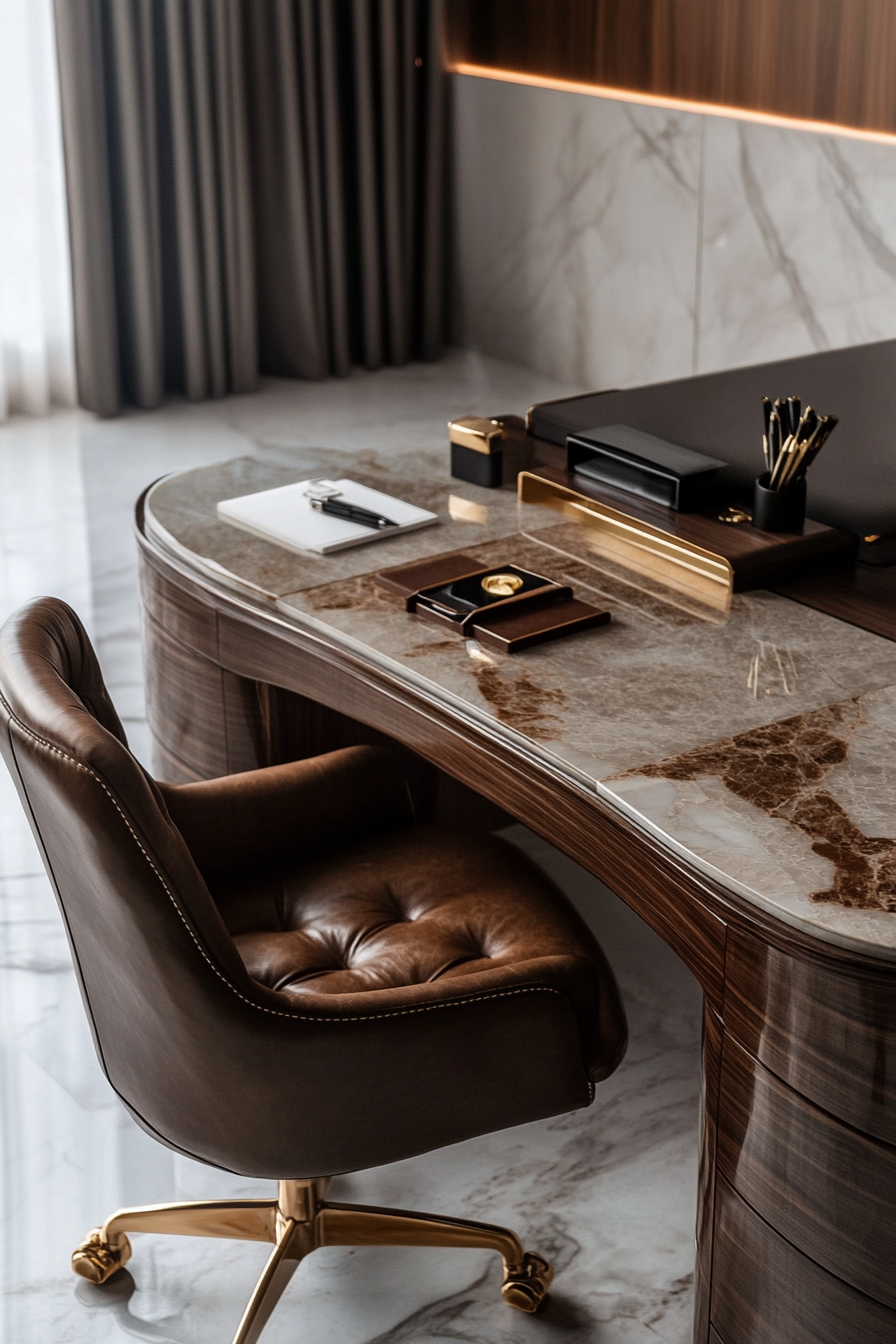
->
[5,706,568,1027]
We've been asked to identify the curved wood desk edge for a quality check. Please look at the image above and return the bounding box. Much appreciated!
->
[136,498,896,1344]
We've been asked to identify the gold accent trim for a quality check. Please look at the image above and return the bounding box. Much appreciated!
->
[448,416,504,454]
[718,506,752,525]
[72,1178,552,1341]
[481,572,523,597]
[518,470,733,611]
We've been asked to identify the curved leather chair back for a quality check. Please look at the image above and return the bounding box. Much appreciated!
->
[0,600,284,1158]
[0,599,598,1178]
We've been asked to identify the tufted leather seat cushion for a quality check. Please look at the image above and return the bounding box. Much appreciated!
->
[211,824,621,1081]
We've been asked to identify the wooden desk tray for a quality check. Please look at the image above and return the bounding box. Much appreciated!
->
[374,552,609,654]
[518,466,856,610]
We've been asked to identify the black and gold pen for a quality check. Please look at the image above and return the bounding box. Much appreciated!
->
[310,498,397,529]
[768,408,781,470]
[762,396,772,470]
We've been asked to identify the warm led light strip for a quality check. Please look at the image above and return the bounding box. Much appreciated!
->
[449,61,896,148]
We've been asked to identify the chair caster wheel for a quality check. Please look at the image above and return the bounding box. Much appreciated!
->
[72,1228,132,1284]
[501,1251,554,1312]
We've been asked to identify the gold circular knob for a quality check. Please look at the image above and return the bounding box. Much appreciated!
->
[481,573,523,597]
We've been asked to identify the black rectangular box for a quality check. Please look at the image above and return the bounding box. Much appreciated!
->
[566,424,726,511]
[450,440,503,488]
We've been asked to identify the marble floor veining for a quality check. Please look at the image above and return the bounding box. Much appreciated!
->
[0,354,702,1344]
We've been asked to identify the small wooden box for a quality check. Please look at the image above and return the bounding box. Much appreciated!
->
[375,553,609,654]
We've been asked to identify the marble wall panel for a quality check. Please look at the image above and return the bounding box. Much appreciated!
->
[452,74,702,391]
[697,118,896,374]
[453,73,896,390]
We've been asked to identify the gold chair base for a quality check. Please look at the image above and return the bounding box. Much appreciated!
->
[72,1178,553,1344]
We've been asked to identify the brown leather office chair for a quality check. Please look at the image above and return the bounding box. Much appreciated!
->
[0,598,627,1344]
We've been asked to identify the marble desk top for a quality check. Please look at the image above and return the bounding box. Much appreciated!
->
[145,445,896,960]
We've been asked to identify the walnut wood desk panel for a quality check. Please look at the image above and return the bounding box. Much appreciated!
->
[137,454,896,1344]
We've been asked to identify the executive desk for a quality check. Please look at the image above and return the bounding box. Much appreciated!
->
[137,416,896,1344]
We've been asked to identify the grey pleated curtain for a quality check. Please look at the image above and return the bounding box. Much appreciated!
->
[53,0,446,417]
[247,1,446,378]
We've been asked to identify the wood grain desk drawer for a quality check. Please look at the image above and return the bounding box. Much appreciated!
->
[718,1035,896,1307]
[724,927,896,1145]
[711,1177,896,1344]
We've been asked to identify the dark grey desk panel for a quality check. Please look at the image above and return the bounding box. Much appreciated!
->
[529,338,896,537]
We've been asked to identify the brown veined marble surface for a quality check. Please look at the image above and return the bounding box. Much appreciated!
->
[145,451,896,958]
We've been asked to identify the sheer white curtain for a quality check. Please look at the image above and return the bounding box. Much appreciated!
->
[0,0,76,419]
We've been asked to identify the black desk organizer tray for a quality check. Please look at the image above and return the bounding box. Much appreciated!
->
[567,424,727,511]
[375,553,609,654]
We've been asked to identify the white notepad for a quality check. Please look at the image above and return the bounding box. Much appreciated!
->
[216,478,439,556]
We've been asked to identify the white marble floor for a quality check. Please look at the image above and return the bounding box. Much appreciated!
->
[0,354,702,1344]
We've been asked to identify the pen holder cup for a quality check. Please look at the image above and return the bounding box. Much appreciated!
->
[752,473,806,534]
